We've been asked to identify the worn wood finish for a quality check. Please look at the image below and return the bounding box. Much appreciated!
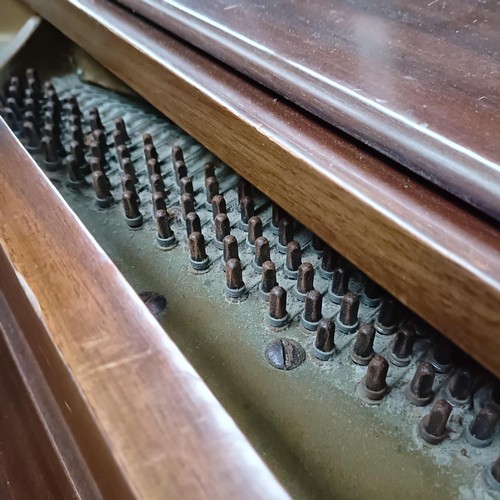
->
[119,0,500,221]
[21,0,500,376]
[0,121,288,499]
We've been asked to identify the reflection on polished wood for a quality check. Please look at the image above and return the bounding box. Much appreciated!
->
[0,121,288,499]
[22,0,500,377]
[120,0,500,221]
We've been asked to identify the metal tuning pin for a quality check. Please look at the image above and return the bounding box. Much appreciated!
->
[155,209,176,249]
[92,171,113,208]
[203,162,215,179]
[336,292,359,334]
[41,136,62,171]
[212,194,227,219]
[277,218,293,254]
[185,212,201,237]
[259,261,277,300]
[122,190,143,228]
[253,236,270,273]
[311,234,324,254]
[180,193,195,220]
[313,318,335,361]
[113,128,125,148]
[350,323,375,365]
[70,140,89,174]
[267,286,288,328]
[144,143,158,163]
[405,361,435,406]
[91,141,107,168]
[66,154,86,188]
[4,107,20,134]
[121,174,140,206]
[465,404,500,448]
[89,107,104,131]
[223,235,239,263]
[23,121,41,153]
[150,174,165,198]
[389,327,415,367]
[205,176,219,209]
[284,241,301,279]
[361,280,383,307]
[359,354,389,403]
[172,145,184,167]
[152,192,167,213]
[174,161,188,185]
[225,258,246,300]
[443,369,474,407]
[116,145,130,169]
[301,290,323,332]
[89,156,106,176]
[214,213,230,249]
[188,231,209,271]
[93,128,108,156]
[43,122,65,156]
[70,123,85,148]
[180,176,194,196]
[418,399,452,445]
[271,203,285,234]
[147,158,162,177]
[294,262,314,301]
[143,133,153,147]
[246,216,262,248]
[328,266,350,304]
[374,296,400,335]
[122,158,137,184]
[239,195,255,230]
[115,118,130,142]
[318,246,338,279]
[237,178,252,206]
[68,95,82,116]
[428,338,455,373]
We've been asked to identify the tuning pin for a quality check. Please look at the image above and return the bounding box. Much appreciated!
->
[294,262,314,301]
[271,203,285,234]
[223,235,239,263]
[204,162,215,179]
[144,143,158,163]
[277,218,293,253]
[24,98,39,120]
[389,327,415,367]
[6,97,22,121]
[122,190,143,228]
[284,241,301,279]
[4,107,21,133]
[147,158,162,177]
[172,145,184,166]
[358,355,389,403]
[93,128,108,156]
[152,192,167,213]
[122,158,137,184]
[211,194,227,219]
[418,399,452,444]
[23,121,41,153]
[115,118,130,142]
[41,136,62,171]
[350,324,375,365]
[70,124,85,148]
[267,286,288,328]
[150,173,165,198]
[180,193,195,219]
[237,178,252,206]
[428,338,455,373]
[89,107,104,131]
[311,234,324,254]
[214,213,230,249]
[188,232,209,271]
[374,296,400,335]
[239,195,254,229]
[66,154,86,188]
[465,404,500,448]
[253,236,270,273]
[336,292,359,334]
[361,280,383,307]
[246,216,262,248]
[259,261,277,300]
[91,141,107,167]
[301,290,323,332]
[156,209,177,249]
[113,128,125,148]
[174,160,187,184]
[225,258,246,300]
[186,212,201,237]
[92,171,113,208]
[44,123,65,156]
[328,266,350,304]
[26,68,41,99]
[89,156,105,175]
[116,144,131,169]
[180,176,194,196]
[313,318,335,361]
[443,369,474,407]
[205,176,219,208]
[68,96,82,116]
[405,362,435,406]
[121,174,140,206]
[318,246,338,279]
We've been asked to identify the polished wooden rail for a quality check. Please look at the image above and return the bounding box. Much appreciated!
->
[0,120,288,499]
[21,0,500,377]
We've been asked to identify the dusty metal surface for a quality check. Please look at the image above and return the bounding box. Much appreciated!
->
[3,73,500,499]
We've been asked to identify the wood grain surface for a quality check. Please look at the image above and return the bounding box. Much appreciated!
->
[0,121,288,499]
[21,0,500,376]
[118,0,500,221]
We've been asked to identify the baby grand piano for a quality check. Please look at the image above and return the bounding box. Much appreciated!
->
[0,0,499,498]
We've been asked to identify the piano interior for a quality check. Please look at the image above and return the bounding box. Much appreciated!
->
[1,1,499,499]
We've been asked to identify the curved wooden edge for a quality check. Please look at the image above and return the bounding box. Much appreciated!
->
[21,0,500,377]
[0,121,289,499]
